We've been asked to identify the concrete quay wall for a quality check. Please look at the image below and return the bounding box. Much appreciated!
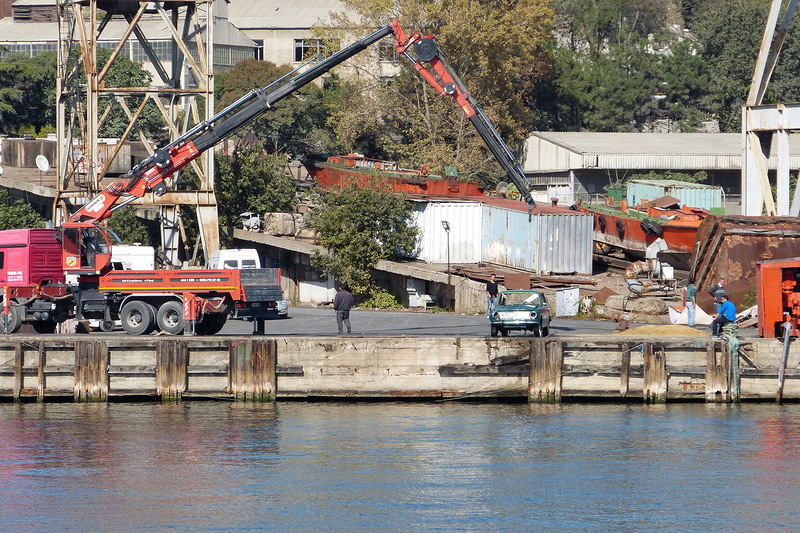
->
[0,334,798,402]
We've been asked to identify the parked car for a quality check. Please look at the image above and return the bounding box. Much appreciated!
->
[277,298,288,319]
[489,290,551,337]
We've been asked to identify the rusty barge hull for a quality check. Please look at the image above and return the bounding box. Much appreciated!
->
[690,215,800,311]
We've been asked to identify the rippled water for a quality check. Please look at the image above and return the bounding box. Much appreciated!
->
[2,401,800,532]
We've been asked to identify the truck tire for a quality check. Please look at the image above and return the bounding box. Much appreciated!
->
[120,300,156,335]
[3,305,23,334]
[32,320,57,334]
[195,313,227,335]
[156,301,184,335]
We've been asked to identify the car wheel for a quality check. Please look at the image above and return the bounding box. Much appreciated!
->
[542,326,550,337]
[156,301,184,335]
[120,300,156,335]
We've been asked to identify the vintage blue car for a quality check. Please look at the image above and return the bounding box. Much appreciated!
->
[489,290,551,337]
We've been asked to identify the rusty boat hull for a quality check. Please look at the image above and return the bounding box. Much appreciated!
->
[302,153,485,197]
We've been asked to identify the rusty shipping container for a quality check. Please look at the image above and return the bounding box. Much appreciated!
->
[690,215,800,312]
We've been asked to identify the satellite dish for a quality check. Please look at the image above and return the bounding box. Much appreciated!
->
[35,155,50,172]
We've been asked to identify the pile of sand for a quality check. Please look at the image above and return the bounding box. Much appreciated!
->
[614,324,709,337]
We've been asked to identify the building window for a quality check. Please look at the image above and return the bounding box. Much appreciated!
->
[293,39,325,62]
[253,39,263,61]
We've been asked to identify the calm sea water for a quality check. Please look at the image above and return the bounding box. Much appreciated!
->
[2,401,800,532]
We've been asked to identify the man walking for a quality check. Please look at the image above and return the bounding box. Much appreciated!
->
[711,294,736,336]
[486,273,498,317]
[333,284,354,334]
[685,276,697,327]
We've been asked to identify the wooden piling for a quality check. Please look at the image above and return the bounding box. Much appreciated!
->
[13,342,22,401]
[643,344,667,403]
[620,343,630,398]
[156,340,188,401]
[705,341,729,402]
[37,341,45,401]
[73,340,108,402]
[228,339,276,401]
[528,339,563,403]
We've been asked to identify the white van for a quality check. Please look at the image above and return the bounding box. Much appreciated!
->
[206,249,261,269]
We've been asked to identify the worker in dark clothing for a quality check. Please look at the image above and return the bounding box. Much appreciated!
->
[711,294,736,336]
[333,285,354,334]
[708,277,726,314]
[486,273,499,317]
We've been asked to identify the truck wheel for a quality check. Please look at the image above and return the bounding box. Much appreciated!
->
[195,313,227,335]
[3,305,23,334]
[99,320,115,332]
[32,320,57,334]
[542,326,550,337]
[490,325,498,337]
[500,328,509,337]
[156,301,184,335]
[120,300,156,335]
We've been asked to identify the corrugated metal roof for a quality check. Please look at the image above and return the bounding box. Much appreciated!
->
[11,0,56,6]
[628,179,721,189]
[227,0,357,29]
[525,131,800,172]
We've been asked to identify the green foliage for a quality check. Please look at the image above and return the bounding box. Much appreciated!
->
[0,52,57,136]
[628,170,708,183]
[214,142,296,246]
[0,189,46,230]
[104,205,157,246]
[94,48,168,145]
[358,287,403,309]
[214,59,336,157]
[308,184,418,297]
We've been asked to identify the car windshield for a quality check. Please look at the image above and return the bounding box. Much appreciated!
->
[499,292,540,306]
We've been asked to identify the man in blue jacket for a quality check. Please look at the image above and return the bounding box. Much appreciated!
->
[711,294,736,336]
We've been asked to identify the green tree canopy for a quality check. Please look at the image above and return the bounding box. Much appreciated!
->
[309,184,418,297]
[105,205,158,247]
[0,189,46,230]
[214,142,297,247]
[0,52,57,136]
[215,58,338,158]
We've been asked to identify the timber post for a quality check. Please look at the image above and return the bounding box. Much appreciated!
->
[706,341,729,402]
[528,339,562,403]
[156,340,188,401]
[74,340,108,402]
[37,341,45,402]
[13,342,22,402]
[643,343,667,403]
[620,342,630,398]
[228,339,276,401]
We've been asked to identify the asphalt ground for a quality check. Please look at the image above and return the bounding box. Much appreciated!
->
[217,306,719,338]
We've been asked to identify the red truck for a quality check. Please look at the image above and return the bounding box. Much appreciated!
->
[1,19,535,336]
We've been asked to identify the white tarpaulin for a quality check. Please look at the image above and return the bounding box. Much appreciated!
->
[669,305,714,326]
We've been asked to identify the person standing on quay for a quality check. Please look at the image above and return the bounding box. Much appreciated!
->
[486,273,499,317]
[685,276,697,327]
[333,284,354,334]
[708,277,726,314]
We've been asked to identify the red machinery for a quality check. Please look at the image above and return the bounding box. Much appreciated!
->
[756,258,800,337]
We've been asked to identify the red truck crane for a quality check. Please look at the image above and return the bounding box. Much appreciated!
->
[1,20,535,335]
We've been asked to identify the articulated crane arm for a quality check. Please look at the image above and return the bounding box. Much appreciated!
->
[391,23,536,207]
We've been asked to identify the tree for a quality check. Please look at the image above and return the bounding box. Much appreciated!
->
[214,142,297,247]
[105,205,158,246]
[316,0,554,186]
[308,184,418,298]
[0,189,46,230]
[215,58,338,158]
[0,52,57,136]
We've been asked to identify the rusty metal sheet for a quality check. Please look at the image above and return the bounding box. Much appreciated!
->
[690,215,800,311]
